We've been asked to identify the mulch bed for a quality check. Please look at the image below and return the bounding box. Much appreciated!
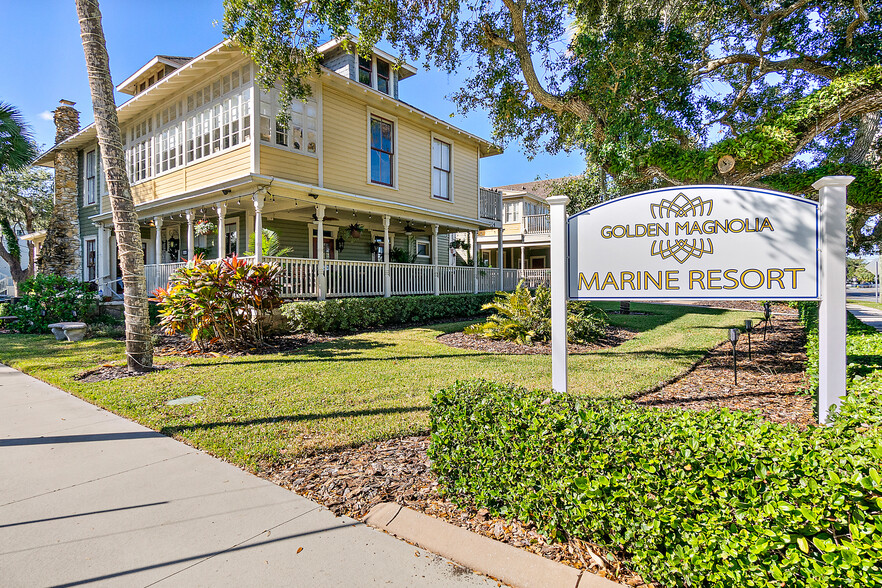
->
[262,309,812,588]
[74,363,182,383]
[436,325,638,355]
[152,332,335,358]
[634,313,813,427]
[657,300,797,315]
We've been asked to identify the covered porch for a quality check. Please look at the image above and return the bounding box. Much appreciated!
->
[93,176,549,299]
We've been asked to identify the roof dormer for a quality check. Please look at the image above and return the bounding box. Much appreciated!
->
[318,39,416,99]
[116,55,193,96]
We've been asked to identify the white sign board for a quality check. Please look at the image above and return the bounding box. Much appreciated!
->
[567,186,819,300]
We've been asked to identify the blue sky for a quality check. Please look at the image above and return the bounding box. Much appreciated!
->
[0,0,585,187]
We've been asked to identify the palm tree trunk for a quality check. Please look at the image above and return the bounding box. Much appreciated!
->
[75,0,152,371]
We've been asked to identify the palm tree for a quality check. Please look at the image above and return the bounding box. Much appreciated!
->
[75,0,153,371]
[0,103,37,173]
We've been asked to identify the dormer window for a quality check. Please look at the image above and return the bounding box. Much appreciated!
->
[377,61,390,94]
[358,56,372,86]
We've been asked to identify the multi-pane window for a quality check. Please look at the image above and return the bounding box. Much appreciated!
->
[85,150,97,205]
[416,239,430,258]
[125,64,252,184]
[504,201,520,223]
[431,139,451,200]
[358,56,372,86]
[370,116,394,186]
[259,88,318,155]
[377,60,390,95]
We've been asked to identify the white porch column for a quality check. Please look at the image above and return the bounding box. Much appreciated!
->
[432,224,440,296]
[383,215,391,297]
[472,229,479,294]
[548,194,570,394]
[316,204,327,300]
[185,209,195,260]
[153,216,163,266]
[814,176,853,424]
[497,222,504,289]
[520,246,526,271]
[253,192,265,263]
[216,203,227,260]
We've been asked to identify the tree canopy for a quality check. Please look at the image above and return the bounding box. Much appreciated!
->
[224,0,882,249]
[0,167,53,286]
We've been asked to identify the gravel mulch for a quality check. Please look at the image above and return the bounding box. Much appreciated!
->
[436,325,638,355]
[74,363,182,383]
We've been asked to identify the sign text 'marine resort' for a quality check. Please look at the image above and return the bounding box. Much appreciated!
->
[567,187,820,300]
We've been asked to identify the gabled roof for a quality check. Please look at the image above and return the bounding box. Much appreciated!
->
[491,176,582,200]
[116,55,194,95]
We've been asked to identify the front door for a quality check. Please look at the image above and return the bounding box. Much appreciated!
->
[312,236,335,260]
[531,257,546,269]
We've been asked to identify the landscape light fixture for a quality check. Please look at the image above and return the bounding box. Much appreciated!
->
[728,328,740,385]
[762,302,772,340]
[744,319,753,361]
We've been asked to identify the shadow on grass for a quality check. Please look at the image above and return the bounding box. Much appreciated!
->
[160,404,430,436]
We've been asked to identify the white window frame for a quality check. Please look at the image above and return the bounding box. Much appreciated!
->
[416,238,430,259]
[258,85,318,158]
[504,201,520,224]
[366,108,398,190]
[85,149,97,205]
[430,133,454,202]
[84,237,97,281]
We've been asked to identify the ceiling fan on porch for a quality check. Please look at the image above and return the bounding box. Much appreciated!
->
[312,213,340,222]
[403,223,424,233]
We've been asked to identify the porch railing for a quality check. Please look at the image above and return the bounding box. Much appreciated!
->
[143,258,553,299]
[524,214,551,235]
[479,188,502,222]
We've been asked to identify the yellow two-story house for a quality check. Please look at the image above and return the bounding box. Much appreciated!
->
[37,39,513,299]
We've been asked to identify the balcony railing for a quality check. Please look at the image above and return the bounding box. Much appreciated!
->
[479,188,502,222]
[142,257,552,299]
[524,214,551,235]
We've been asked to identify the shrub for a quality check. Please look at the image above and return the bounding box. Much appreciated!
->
[9,275,98,333]
[464,282,607,345]
[152,255,282,350]
[281,292,496,334]
[430,380,882,587]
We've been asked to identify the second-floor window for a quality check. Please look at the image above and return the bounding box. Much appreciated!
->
[432,139,451,200]
[85,150,97,205]
[504,201,520,223]
[370,116,394,187]
[259,89,318,155]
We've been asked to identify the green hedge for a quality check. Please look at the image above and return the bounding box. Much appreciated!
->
[281,293,496,334]
[430,380,882,587]
[799,301,882,395]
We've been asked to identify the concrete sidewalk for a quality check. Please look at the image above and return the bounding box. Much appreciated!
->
[848,303,882,332]
[0,364,494,587]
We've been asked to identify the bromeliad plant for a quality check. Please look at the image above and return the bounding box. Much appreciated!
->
[464,281,607,345]
[152,255,282,350]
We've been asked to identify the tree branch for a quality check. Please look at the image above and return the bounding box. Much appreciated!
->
[846,0,869,48]
[694,53,836,80]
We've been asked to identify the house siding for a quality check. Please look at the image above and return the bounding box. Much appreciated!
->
[259,146,319,185]
[321,87,481,220]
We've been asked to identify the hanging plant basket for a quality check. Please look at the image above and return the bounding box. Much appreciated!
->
[347,223,364,239]
[194,219,216,236]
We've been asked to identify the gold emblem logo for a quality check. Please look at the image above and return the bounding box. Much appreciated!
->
[650,193,714,264]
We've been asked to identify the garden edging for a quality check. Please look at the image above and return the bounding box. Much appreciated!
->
[364,502,624,588]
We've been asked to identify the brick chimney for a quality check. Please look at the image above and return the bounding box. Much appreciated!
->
[39,100,83,279]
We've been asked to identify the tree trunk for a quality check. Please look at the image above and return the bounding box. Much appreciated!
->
[75,0,152,371]
[845,112,881,165]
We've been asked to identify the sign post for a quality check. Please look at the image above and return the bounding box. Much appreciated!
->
[552,179,853,424]
[548,195,570,393]
[814,176,852,423]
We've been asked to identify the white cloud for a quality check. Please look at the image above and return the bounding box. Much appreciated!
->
[38,110,53,121]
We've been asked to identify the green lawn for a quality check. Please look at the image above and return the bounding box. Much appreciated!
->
[0,302,760,470]
[849,299,882,311]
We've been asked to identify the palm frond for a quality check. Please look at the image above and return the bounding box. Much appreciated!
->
[0,103,38,173]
